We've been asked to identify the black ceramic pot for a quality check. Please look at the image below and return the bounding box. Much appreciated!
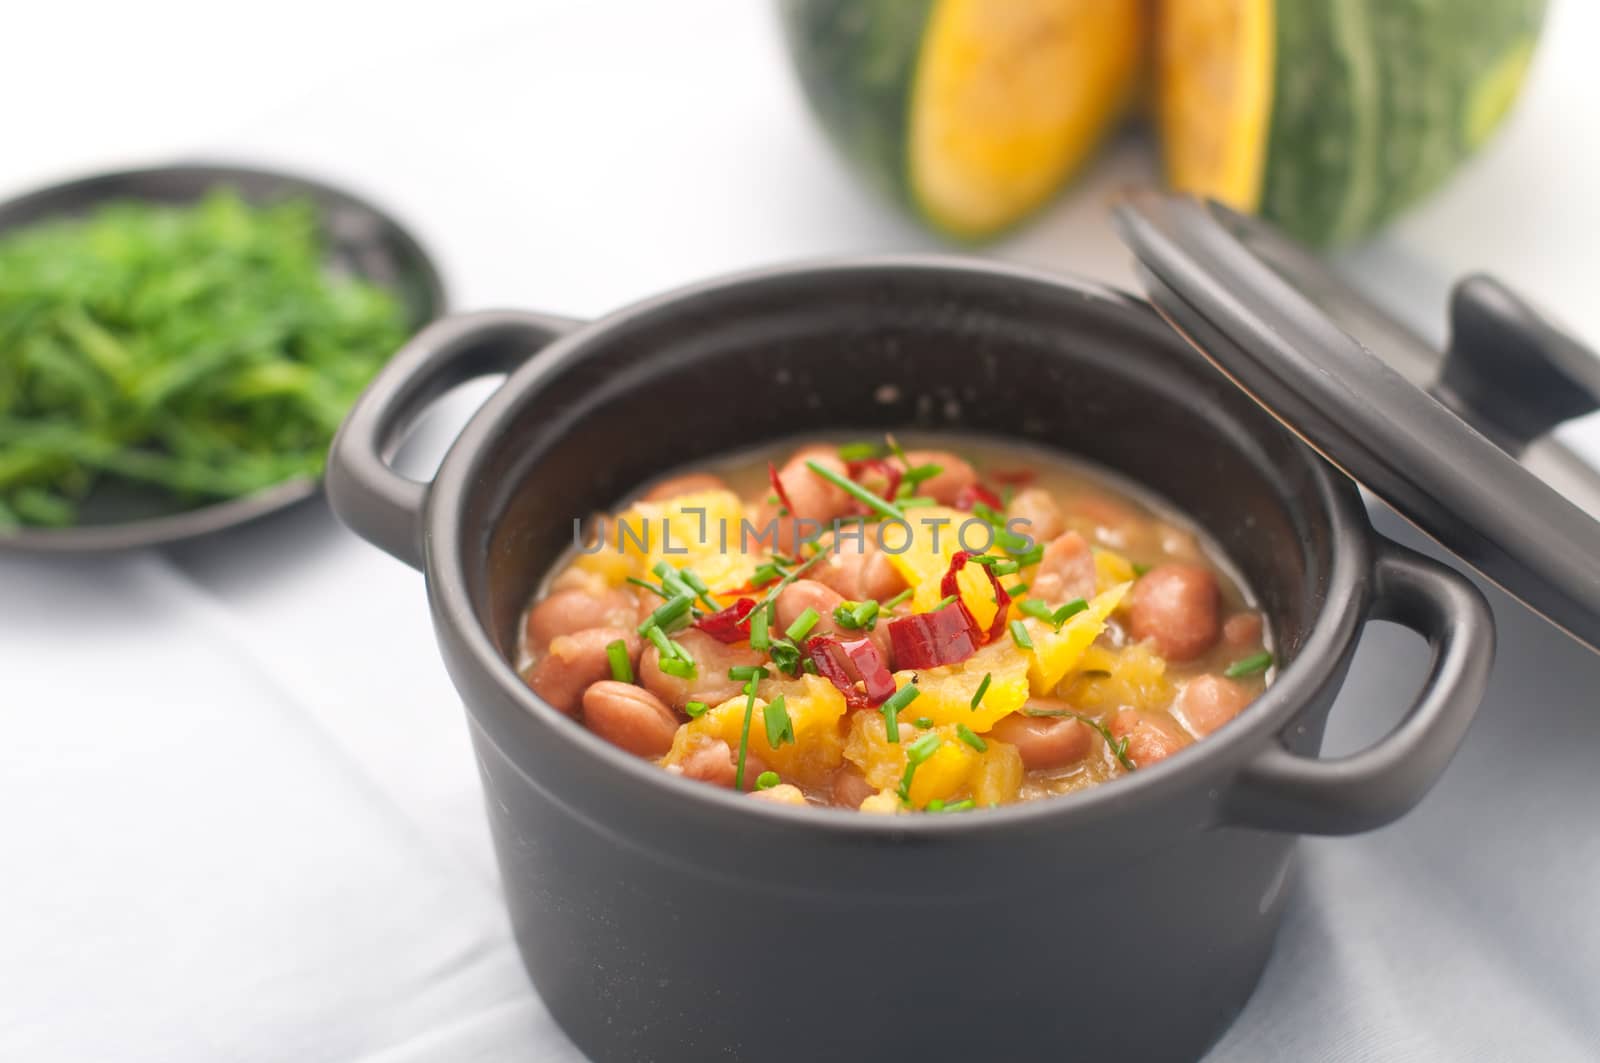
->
[327,258,1493,1063]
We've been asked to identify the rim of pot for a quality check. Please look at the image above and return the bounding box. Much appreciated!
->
[426,255,1374,838]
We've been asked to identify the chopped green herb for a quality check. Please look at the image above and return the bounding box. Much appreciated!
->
[1132,562,1151,577]
[933,594,959,611]
[932,799,975,813]
[1009,620,1034,650]
[1018,599,1057,623]
[1224,651,1274,678]
[604,639,633,683]
[1010,544,1045,567]
[658,657,697,680]
[970,673,992,710]
[763,695,794,748]
[768,637,803,676]
[901,462,943,489]
[680,567,721,611]
[881,704,901,744]
[1052,598,1089,625]
[784,607,819,642]
[925,798,945,812]
[685,700,709,718]
[636,593,695,635]
[749,604,772,651]
[956,723,987,752]
[881,683,921,715]
[914,717,934,728]
[735,682,759,790]
[1006,582,1030,596]
[804,459,907,522]
[756,771,781,790]
[898,731,944,801]
[837,441,881,462]
[625,575,671,600]
[883,588,914,610]
[851,600,880,628]
[644,624,675,659]
[750,561,786,587]
[651,562,694,601]
[729,664,770,683]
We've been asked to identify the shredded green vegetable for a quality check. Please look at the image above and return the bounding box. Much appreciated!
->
[0,188,411,528]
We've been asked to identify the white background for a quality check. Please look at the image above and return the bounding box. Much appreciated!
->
[3,2,1599,1061]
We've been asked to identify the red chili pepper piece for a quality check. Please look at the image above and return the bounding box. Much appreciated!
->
[939,550,1011,644]
[694,597,756,643]
[840,636,897,705]
[768,460,800,519]
[807,635,870,709]
[952,482,1004,512]
[886,604,982,670]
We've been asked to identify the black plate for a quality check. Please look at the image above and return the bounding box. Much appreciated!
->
[0,162,446,553]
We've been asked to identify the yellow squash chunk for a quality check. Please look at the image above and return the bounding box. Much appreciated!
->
[1157,0,1275,211]
[910,0,1146,237]
[893,639,1031,732]
[1025,582,1131,695]
[575,489,754,590]
[1065,642,1175,714]
[660,674,847,787]
[844,714,982,807]
[1093,548,1137,593]
[969,741,1024,807]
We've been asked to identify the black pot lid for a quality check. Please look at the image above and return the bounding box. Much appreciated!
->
[1114,192,1600,653]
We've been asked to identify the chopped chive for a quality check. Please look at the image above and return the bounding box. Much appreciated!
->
[729,664,770,683]
[833,602,863,630]
[1009,620,1034,650]
[881,683,921,715]
[882,588,914,610]
[1132,562,1152,577]
[756,770,781,790]
[956,723,987,752]
[625,575,670,599]
[604,639,633,683]
[990,559,1019,577]
[837,441,881,462]
[934,799,975,813]
[897,496,936,509]
[851,600,880,629]
[804,459,907,522]
[901,462,943,488]
[970,673,992,710]
[897,730,943,802]
[659,657,697,680]
[914,716,934,728]
[667,638,694,665]
[685,700,709,718]
[644,624,675,659]
[882,703,900,743]
[802,658,818,675]
[768,637,802,675]
[1006,582,1030,596]
[1020,708,1137,772]
[933,594,959,611]
[1018,599,1056,623]
[749,604,772,650]
[1009,544,1045,567]
[1224,651,1274,678]
[680,568,721,611]
[749,550,828,618]
[925,798,945,812]
[1052,598,1089,625]
[764,695,794,748]
[636,593,694,635]
[750,562,785,587]
[735,682,759,790]
[784,607,819,642]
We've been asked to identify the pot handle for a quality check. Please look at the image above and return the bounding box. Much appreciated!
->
[326,310,580,570]
[1222,539,1494,835]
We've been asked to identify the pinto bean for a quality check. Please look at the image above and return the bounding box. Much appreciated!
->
[1222,611,1264,650]
[1172,675,1253,737]
[810,540,907,603]
[1109,708,1190,768]
[641,472,727,502]
[525,587,638,651]
[1028,532,1097,605]
[1127,564,1221,661]
[1006,487,1064,544]
[581,681,680,758]
[750,783,808,806]
[903,449,977,505]
[526,627,641,715]
[1069,493,1158,553]
[777,448,854,523]
[829,766,877,809]
[673,739,768,791]
[639,628,764,710]
[988,705,1092,770]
